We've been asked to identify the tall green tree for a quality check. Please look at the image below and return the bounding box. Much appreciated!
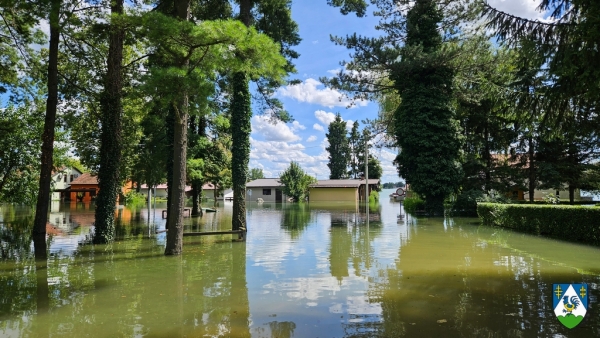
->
[279,161,316,202]
[326,113,350,179]
[230,0,300,233]
[393,0,462,214]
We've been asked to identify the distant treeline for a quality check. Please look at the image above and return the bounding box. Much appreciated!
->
[382,182,405,189]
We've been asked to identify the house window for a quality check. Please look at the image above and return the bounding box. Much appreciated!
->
[263,189,272,195]
[70,175,74,182]
[64,175,67,183]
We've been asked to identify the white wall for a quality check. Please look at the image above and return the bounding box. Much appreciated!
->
[247,187,286,202]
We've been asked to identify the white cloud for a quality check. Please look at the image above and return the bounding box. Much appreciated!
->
[313,123,324,132]
[278,78,368,108]
[487,0,546,20]
[314,110,354,130]
[306,135,318,142]
[251,115,301,142]
[250,137,332,179]
[291,121,306,131]
[315,110,336,125]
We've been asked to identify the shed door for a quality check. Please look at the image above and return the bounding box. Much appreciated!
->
[276,189,282,202]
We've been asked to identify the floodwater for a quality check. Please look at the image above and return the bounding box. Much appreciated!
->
[0,189,599,337]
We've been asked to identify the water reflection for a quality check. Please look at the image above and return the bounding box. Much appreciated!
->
[0,195,599,337]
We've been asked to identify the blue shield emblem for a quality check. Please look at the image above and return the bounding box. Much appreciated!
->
[553,284,588,329]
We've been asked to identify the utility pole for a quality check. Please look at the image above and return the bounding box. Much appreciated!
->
[364,131,369,226]
[365,140,369,203]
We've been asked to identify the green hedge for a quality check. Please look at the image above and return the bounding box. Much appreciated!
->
[477,203,600,246]
[513,200,596,205]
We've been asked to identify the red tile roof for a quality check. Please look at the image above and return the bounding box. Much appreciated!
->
[70,173,98,185]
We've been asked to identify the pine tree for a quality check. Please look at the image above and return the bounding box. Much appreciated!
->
[326,113,350,179]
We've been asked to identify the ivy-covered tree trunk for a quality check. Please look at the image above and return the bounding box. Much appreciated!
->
[231,0,252,235]
[231,71,250,233]
[33,0,61,237]
[94,0,124,243]
[164,0,190,255]
[165,108,174,229]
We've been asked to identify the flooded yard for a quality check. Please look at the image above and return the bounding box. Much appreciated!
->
[0,189,598,337]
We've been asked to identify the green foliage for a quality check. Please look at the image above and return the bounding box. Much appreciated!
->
[0,104,55,205]
[123,191,146,206]
[447,189,484,217]
[483,1,600,119]
[368,190,379,204]
[366,156,383,180]
[477,203,600,246]
[403,196,425,214]
[248,168,265,181]
[279,161,316,202]
[326,113,350,179]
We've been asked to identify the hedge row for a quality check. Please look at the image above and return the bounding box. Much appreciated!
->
[513,200,596,205]
[477,203,600,246]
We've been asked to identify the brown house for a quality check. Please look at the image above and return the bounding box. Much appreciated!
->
[69,173,99,202]
[68,173,132,202]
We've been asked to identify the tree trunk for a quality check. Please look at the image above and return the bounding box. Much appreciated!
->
[165,108,175,229]
[569,184,575,205]
[231,0,252,234]
[191,181,202,216]
[484,122,491,192]
[528,135,535,202]
[164,0,190,255]
[94,0,124,243]
[165,102,187,255]
[214,183,218,207]
[32,0,61,237]
[231,72,250,233]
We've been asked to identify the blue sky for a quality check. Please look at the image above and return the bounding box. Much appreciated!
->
[249,1,392,182]
[248,0,547,183]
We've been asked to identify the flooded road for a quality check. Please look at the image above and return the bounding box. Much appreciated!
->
[0,190,598,337]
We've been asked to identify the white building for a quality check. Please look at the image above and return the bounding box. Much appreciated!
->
[51,167,83,200]
[246,178,287,202]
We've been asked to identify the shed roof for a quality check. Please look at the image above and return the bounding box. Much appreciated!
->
[310,179,380,188]
[246,178,283,188]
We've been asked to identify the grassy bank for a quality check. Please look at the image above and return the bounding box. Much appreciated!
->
[477,203,600,246]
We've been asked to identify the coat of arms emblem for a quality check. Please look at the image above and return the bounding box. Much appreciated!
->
[553,283,588,329]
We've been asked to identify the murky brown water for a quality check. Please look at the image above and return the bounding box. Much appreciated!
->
[0,190,598,337]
